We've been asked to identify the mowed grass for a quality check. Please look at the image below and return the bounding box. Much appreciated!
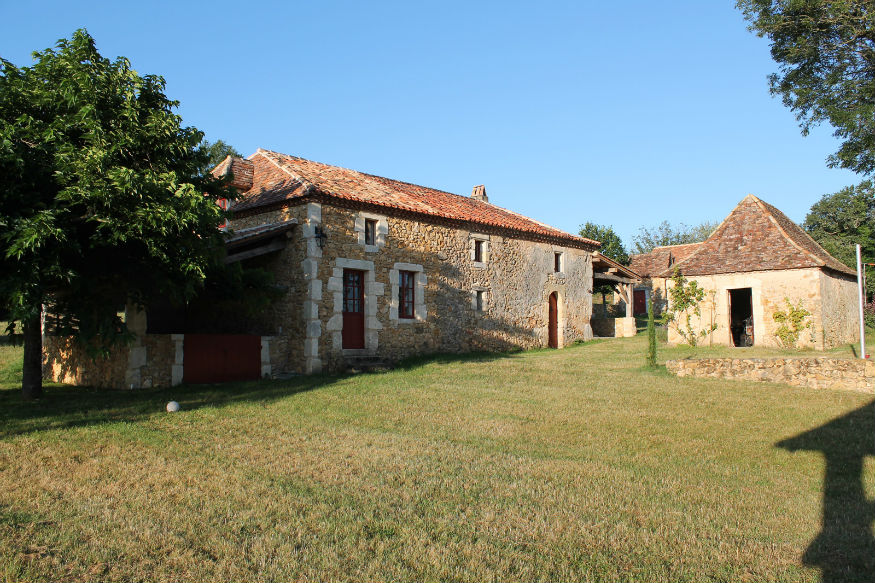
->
[1,337,873,582]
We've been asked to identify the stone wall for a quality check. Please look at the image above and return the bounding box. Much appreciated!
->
[44,334,275,389]
[819,270,859,348]
[662,268,859,350]
[229,202,595,373]
[666,357,874,392]
[591,316,637,338]
[43,334,179,389]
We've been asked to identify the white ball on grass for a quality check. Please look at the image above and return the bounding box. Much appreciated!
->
[166,401,180,413]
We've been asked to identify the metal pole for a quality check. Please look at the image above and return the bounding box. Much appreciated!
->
[856,244,866,359]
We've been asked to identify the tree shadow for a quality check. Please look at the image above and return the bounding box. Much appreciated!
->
[776,400,875,583]
[0,375,338,438]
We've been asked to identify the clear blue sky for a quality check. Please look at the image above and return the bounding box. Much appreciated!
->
[1,0,861,248]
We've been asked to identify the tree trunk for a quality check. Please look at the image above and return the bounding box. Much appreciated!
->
[22,313,43,400]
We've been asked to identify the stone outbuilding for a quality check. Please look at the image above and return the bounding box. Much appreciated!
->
[628,194,859,349]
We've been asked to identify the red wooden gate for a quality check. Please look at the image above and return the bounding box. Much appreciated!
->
[342,269,365,349]
[184,334,261,383]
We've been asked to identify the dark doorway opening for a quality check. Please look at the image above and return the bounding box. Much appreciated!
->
[548,292,558,349]
[728,288,753,347]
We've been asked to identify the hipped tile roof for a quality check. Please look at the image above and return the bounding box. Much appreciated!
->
[632,195,855,278]
[226,149,599,249]
[628,242,702,278]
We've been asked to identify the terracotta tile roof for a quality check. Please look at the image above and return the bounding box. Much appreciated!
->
[228,149,599,249]
[212,156,254,191]
[628,242,702,278]
[652,195,855,278]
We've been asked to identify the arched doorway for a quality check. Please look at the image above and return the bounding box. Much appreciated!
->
[548,292,558,349]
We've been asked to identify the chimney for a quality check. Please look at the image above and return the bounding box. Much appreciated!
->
[212,155,254,192]
[471,184,488,203]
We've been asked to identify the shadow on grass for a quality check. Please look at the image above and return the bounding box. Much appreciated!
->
[777,400,875,583]
[392,349,522,371]
[0,375,340,438]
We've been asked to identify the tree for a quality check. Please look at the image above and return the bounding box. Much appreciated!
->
[631,220,719,254]
[578,222,629,264]
[197,139,242,176]
[0,30,229,399]
[579,222,629,302]
[804,180,875,286]
[646,297,658,368]
[737,1,875,175]
[804,180,875,303]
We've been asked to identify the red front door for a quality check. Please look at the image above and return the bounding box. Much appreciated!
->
[633,290,646,315]
[548,292,558,349]
[342,269,365,349]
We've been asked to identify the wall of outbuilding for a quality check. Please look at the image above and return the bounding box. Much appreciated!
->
[663,268,858,350]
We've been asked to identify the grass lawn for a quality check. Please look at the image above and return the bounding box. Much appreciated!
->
[1,336,873,581]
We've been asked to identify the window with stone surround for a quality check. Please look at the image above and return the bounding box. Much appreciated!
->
[469,233,489,268]
[390,263,426,322]
[472,287,488,313]
[364,219,377,246]
[399,270,415,319]
[355,212,388,252]
[554,251,563,273]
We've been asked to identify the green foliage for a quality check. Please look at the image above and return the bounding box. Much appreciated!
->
[646,297,657,368]
[0,29,230,346]
[184,264,285,334]
[803,180,874,294]
[663,269,718,347]
[578,222,629,265]
[632,220,719,254]
[864,299,875,329]
[772,298,812,349]
[737,1,875,175]
[580,222,630,297]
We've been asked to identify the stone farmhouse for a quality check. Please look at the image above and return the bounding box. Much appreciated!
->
[629,194,859,349]
[218,149,622,375]
[45,149,640,386]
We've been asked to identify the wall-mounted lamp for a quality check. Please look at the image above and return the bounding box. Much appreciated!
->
[314,225,327,249]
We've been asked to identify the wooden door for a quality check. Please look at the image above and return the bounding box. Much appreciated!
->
[342,269,365,349]
[548,292,558,349]
[633,290,646,315]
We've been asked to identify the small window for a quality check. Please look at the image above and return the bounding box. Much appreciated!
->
[364,219,377,246]
[474,239,484,263]
[475,290,486,312]
[399,270,415,319]
[554,252,562,273]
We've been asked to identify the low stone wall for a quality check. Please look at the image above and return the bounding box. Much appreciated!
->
[591,317,637,338]
[666,357,874,392]
[44,333,274,389]
[43,334,179,389]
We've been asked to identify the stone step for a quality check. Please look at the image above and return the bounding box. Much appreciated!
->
[344,356,393,374]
